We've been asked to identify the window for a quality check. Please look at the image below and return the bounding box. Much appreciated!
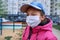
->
[55,0,57,1]
[55,12,57,15]
[55,8,57,10]
[22,3,25,5]
[51,0,54,3]
[33,0,37,2]
[55,4,57,6]
[18,4,21,6]
[23,0,27,1]
[51,0,52,1]
[51,3,54,5]
[50,10,53,12]
[50,6,53,8]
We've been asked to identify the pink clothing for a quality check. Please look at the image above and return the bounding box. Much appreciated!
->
[22,19,57,40]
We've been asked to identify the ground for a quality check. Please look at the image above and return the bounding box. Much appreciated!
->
[53,28,60,40]
[0,27,60,40]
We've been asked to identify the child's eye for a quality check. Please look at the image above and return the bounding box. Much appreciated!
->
[26,13,36,16]
[31,14,36,16]
[27,15,29,16]
[27,14,29,16]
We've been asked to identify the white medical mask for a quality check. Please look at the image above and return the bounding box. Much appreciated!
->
[26,16,41,28]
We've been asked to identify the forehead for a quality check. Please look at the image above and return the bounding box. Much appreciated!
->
[27,7,39,12]
[26,7,42,15]
[26,7,41,15]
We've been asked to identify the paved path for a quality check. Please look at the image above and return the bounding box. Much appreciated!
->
[52,28,60,40]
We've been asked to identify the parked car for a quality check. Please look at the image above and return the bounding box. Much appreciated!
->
[2,18,10,22]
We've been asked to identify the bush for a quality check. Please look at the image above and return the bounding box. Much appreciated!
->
[53,25,60,30]
[5,36,12,40]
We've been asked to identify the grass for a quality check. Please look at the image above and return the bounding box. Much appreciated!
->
[5,36,12,40]
[53,25,60,30]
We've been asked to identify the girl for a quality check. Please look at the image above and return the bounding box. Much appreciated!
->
[20,2,57,40]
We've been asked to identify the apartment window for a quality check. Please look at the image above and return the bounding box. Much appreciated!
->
[33,0,37,2]
[50,10,53,12]
[55,12,57,15]
[55,0,57,1]
[23,0,27,1]
[18,4,21,6]
[51,3,54,5]
[51,0,54,3]
[50,13,53,15]
[50,6,53,8]
[22,3,25,5]
[51,0,53,1]
[55,8,57,10]
[55,4,57,6]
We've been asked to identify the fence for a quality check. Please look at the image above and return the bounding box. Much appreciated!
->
[0,17,23,35]
[0,17,2,35]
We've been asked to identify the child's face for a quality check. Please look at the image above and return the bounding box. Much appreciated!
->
[26,7,45,21]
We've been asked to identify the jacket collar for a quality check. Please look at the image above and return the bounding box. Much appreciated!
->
[31,19,53,33]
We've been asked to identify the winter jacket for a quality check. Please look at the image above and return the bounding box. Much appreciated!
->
[22,19,57,40]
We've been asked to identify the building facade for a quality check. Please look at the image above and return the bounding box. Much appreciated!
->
[18,0,51,15]
[7,0,18,14]
[3,0,60,16]
[50,0,60,15]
